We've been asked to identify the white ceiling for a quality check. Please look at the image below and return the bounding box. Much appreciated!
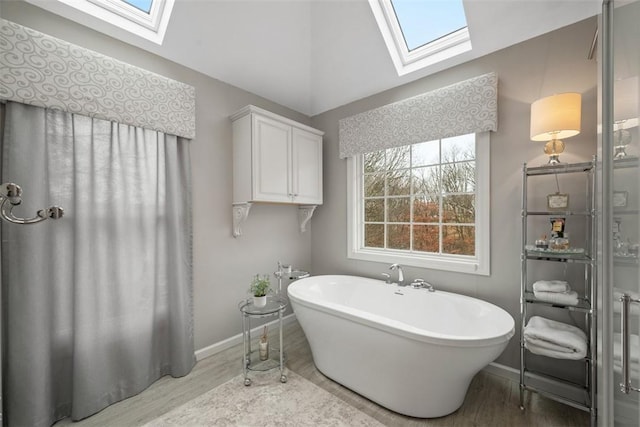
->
[23,0,601,116]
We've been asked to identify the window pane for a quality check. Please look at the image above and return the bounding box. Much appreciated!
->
[122,0,153,13]
[386,146,410,170]
[364,151,386,173]
[413,194,439,223]
[442,134,475,162]
[357,133,479,263]
[443,194,475,224]
[389,0,467,51]
[441,161,475,194]
[365,224,385,248]
[387,170,411,196]
[365,199,385,222]
[443,225,475,255]
[412,165,439,194]
[388,197,410,222]
[387,224,410,249]
[412,140,440,166]
[413,224,439,253]
[364,173,385,197]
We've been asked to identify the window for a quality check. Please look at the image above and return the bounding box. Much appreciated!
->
[121,0,154,14]
[51,0,175,44]
[347,132,490,275]
[390,0,467,51]
[368,0,472,76]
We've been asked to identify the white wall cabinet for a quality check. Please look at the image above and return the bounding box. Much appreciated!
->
[230,105,323,237]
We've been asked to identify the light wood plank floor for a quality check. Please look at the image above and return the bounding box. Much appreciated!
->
[57,320,589,426]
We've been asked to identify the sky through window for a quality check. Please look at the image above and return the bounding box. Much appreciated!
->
[122,0,153,13]
[390,0,467,51]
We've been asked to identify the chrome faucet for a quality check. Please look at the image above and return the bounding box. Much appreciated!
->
[389,263,405,286]
[410,278,435,292]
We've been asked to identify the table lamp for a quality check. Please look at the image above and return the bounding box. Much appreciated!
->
[530,93,582,164]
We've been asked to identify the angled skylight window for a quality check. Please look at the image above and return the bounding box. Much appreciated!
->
[368,0,472,76]
[51,0,175,44]
[122,0,154,14]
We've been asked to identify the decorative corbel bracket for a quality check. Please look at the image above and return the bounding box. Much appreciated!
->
[298,205,317,233]
[232,202,252,237]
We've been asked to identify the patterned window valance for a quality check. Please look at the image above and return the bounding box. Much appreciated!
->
[338,72,498,158]
[0,19,195,140]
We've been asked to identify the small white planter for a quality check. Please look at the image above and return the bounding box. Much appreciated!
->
[253,295,267,307]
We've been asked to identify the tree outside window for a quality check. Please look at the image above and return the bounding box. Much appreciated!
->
[362,134,476,256]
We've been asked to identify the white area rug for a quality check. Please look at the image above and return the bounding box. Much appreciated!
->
[144,370,384,427]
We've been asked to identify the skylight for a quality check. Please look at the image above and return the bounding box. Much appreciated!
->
[368,0,472,76]
[52,0,175,44]
[390,0,467,51]
[122,0,154,14]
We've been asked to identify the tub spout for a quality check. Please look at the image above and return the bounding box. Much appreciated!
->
[411,278,435,292]
[389,263,405,286]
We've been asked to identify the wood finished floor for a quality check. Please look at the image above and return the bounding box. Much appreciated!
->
[56,320,589,426]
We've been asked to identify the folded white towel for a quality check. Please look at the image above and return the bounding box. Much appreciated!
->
[613,289,640,315]
[524,342,586,360]
[533,290,579,306]
[524,316,587,360]
[532,280,571,293]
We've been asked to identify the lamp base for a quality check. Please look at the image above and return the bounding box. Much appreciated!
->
[547,154,561,164]
[614,145,629,159]
[543,138,565,165]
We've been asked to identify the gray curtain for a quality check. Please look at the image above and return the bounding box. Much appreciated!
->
[1,101,195,426]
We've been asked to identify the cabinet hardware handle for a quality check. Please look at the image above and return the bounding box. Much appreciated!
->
[619,293,640,394]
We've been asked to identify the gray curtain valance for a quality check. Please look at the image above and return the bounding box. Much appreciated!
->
[338,72,498,158]
[0,19,195,139]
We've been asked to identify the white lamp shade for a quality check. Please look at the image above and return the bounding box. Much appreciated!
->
[530,92,582,141]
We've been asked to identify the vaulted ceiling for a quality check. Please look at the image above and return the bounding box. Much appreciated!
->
[23,0,601,116]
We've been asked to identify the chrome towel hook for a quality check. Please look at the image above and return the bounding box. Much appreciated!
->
[0,182,64,225]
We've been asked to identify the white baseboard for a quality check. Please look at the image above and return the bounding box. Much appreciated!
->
[484,362,586,404]
[483,362,519,382]
[194,313,297,361]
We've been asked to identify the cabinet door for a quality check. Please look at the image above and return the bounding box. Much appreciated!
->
[252,115,292,202]
[291,128,323,205]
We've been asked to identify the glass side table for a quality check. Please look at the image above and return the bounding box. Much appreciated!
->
[238,295,288,386]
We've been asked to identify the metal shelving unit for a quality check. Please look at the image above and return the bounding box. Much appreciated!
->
[520,158,597,425]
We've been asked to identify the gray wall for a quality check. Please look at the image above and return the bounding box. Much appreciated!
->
[309,17,598,369]
[1,1,313,350]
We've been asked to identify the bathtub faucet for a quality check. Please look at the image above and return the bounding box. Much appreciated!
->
[411,278,436,292]
[389,263,405,286]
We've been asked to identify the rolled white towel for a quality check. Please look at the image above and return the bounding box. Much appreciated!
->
[532,280,571,293]
[533,290,579,306]
[524,316,587,360]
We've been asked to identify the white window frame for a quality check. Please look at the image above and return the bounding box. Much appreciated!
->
[367,0,472,76]
[347,132,490,276]
[49,0,175,45]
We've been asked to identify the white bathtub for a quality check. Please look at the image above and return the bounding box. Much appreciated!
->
[287,275,515,418]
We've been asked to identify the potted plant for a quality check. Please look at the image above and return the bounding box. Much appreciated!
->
[250,274,271,307]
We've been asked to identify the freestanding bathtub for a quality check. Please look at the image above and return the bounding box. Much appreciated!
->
[288,275,515,418]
